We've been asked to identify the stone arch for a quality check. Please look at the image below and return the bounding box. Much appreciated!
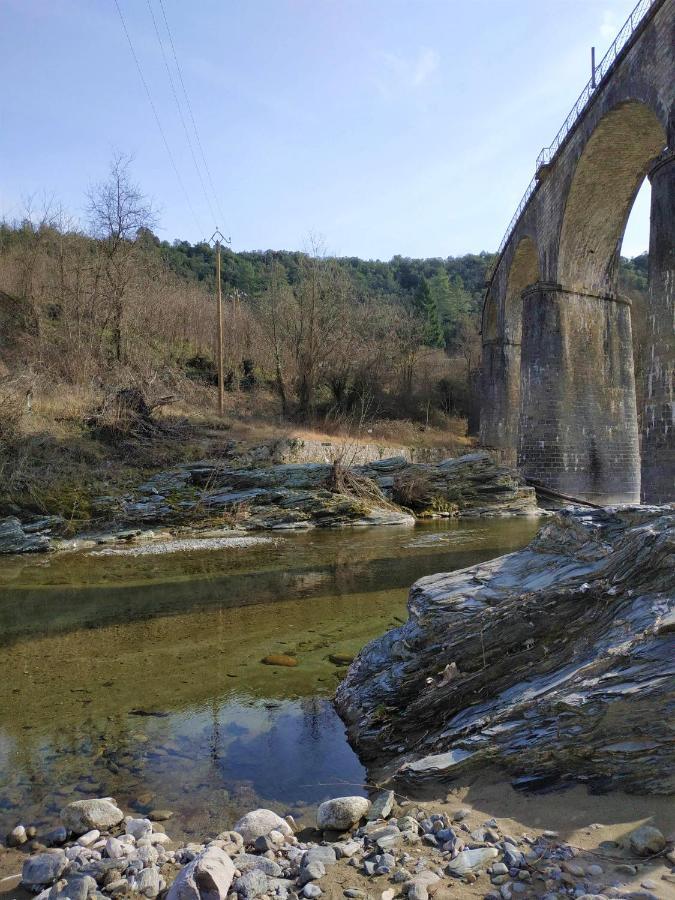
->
[482,294,498,342]
[558,100,667,294]
[502,236,540,458]
[504,236,540,344]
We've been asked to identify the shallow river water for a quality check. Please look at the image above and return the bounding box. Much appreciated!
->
[0,518,539,840]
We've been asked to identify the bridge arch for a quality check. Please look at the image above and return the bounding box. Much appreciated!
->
[504,235,540,343]
[557,99,667,294]
[482,295,498,343]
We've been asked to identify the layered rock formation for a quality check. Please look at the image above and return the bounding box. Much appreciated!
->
[0,452,539,552]
[336,505,675,794]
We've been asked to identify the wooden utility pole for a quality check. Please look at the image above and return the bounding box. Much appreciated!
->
[209,229,230,416]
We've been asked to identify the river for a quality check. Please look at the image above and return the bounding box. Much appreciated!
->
[0,518,539,840]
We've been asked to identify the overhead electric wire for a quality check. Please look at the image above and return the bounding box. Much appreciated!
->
[157,0,228,231]
[112,0,204,236]
[146,0,217,226]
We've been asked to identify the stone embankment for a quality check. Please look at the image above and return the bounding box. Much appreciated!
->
[336,505,675,794]
[3,794,673,900]
[0,453,539,554]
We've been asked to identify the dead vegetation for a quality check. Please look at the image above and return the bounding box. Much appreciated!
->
[325,460,398,511]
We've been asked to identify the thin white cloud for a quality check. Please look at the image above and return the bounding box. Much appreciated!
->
[374,46,440,97]
[412,48,440,86]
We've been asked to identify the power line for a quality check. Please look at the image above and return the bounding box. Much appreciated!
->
[112,0,203,236]
[145,0,217,225]
[157,0,228,231]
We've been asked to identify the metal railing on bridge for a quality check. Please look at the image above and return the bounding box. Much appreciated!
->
[489,0,658,279]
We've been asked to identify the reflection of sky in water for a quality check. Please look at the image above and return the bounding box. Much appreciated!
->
[213,699,366,804]
[0,518,539,836]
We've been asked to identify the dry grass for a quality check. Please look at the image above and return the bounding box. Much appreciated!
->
[0,375,473,526]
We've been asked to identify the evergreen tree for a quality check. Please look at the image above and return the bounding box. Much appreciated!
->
[413,276,444,347]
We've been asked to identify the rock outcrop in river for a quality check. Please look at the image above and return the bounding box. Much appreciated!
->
[336,505,675,794]
[0,452,538,552]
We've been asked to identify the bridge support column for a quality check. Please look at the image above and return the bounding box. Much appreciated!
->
[518,283,640,504]
[641,152,674,503]
[479,340,520,466]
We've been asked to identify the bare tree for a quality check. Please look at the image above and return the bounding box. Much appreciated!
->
[86,153,157,363]
[259,258,290,414]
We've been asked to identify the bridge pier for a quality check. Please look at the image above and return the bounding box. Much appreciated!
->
[479,340,520,466]
[518,283,640,504]
[641,152,674,503]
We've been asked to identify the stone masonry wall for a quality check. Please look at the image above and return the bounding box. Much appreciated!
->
[518,285,640,503]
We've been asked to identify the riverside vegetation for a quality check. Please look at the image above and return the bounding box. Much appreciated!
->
[0,156,652,529]
[1,157,672,900]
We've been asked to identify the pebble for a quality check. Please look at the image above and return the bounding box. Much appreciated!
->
[335,841,362,859]
[261,654,298,667]
[78,829,101,847]
[628,826,666,856]
[408,882,428,900]
[367,791,396,822]
[41,826,68,847]
[298,861,326,886]
[126,818,153,841]
[148,810,173,822]
[22,850,68,888]
[8,825,28,846]
[137,867,161,898]
[10,791,656,900]
[317,797,371,832]
[447,846,498,875]
[303,847,337,867]
[235,869,269,899]
[563,861,585,877]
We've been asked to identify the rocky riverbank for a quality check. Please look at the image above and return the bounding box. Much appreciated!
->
[335,505,675,795]
[2,792,673,900]
[0,453,539,555]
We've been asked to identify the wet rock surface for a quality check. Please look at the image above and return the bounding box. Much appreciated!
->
[335,505,675,794]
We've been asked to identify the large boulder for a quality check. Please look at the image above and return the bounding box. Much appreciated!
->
[316,797,370,831]
[166,845,234,900]
[232,810,291,845]
[336,506,674,793]
[61,798,125,835]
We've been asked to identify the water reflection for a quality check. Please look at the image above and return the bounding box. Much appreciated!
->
[0,518,539,837]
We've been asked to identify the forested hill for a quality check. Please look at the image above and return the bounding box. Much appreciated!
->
[149,230,648,320]
[154,235,495,303]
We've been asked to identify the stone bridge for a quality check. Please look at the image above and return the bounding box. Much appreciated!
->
[480,0,673,504]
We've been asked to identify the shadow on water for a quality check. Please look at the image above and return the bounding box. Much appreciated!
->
[0,517,539,838]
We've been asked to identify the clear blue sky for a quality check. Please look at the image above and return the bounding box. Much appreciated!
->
[1,0,650,259]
